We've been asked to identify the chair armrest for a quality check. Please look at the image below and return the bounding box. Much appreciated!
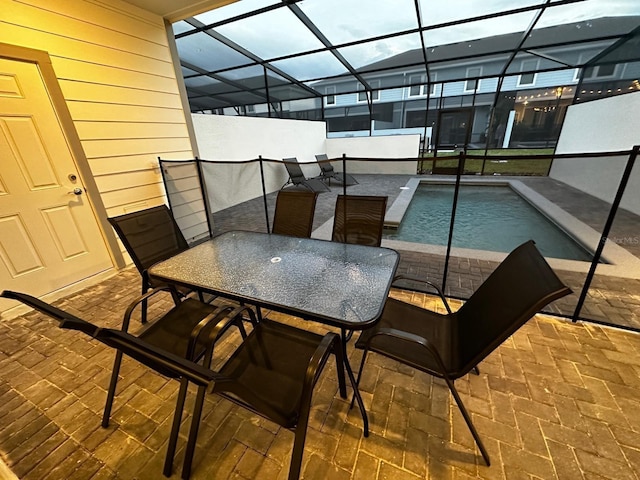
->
[306,332,340,387]
[299,332,341,410]
[97,328,220,387]
[122,285,180,331]
[391,274,452,313]
[205,306,258,343]
[187,304,257,361]
[1,290,97,335]
[185,305,235,360]
[366,327,451,378]
[201,306,258,365]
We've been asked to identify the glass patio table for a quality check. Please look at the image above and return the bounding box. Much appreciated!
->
[148,230,400,433]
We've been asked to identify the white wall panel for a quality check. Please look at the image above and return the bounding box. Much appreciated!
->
[326,135,420,174]
[193,114,327,162]
[552,91,640,215]
[1,0,194,221]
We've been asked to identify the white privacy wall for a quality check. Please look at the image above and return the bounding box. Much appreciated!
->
[192,114,327,211]
[188,114,423,237]
[551,91,640,215]
[192,114,327,160]
[326,135,420,174]
[191,115,422,212]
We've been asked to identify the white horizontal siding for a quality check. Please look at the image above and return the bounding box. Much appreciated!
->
[379,87,404,102]
[500,75,520,91]
[477,77,499,93]
[334,93,354,107]
[1,0,194,232]
[74,121,190,141]
[536,70,579,87]
[88,151,192,176]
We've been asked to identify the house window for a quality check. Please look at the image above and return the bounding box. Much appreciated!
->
[408,75,437,97]
[464,67,482,92]
[517,59,538,86]
[584,64,617,78]
[408,75,423,97]
[596,63,616,76]
[357,81,380,102]
[325,86,336,106]
[575,63,618,81]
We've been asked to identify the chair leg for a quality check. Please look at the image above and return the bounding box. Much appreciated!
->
[102,350,123,428]
[181,384,207,480]
[288,424,308,480]
[163,378,190,477]
[444,377,491,466]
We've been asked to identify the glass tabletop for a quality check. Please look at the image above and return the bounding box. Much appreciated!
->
[149,231,399,328]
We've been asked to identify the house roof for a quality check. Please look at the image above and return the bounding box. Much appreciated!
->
[358,16,640,73]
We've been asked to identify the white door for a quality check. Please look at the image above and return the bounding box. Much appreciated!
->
[0,58,112,311]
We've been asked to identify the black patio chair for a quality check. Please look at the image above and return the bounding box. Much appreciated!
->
[354,240,572,466]
[0,289,242,478]
[282,157,330,193]
[272,189,318,238]
[332,194,388,247]
[1,290,102,337]
[181,313,348,480]
[100,286,248,477]
[108,205,205,323]
[331,194,388,341]
[315,153,358,186]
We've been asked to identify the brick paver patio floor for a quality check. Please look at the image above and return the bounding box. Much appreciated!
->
[2,268,640,479]
[2,172,640,479]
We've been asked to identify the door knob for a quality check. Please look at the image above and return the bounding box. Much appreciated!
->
[68,188,83,195]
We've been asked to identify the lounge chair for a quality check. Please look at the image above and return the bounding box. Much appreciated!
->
[315,154,358,186]
[282,157,330,193]
[353,240,572,466]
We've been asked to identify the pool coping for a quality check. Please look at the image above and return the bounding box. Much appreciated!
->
[312,176,640,279]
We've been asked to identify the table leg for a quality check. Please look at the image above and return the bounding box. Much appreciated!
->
[341,328,369,437]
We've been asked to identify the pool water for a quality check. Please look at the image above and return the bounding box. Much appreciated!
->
[383,184,593,261]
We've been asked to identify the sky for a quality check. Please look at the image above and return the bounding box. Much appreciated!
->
[182,0,640,80]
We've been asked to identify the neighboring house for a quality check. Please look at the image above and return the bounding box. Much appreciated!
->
[208,16,640,149]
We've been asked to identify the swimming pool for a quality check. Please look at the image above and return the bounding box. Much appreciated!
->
[383,183,593,261]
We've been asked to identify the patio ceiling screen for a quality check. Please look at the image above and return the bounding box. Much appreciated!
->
[173,0,640,121]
